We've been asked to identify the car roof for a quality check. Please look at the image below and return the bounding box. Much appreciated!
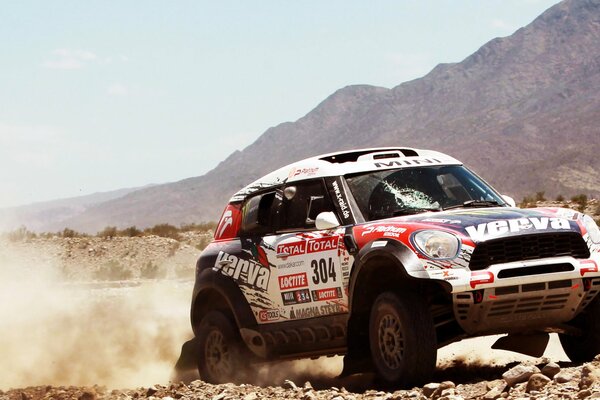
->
[230,147,462,202]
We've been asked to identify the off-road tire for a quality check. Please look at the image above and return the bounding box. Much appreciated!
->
[197,310,253,384]
[559,296,600,363]
[369,290,437,388]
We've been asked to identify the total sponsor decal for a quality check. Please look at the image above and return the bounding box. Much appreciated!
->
[278,272,308,290]
[281,289,311,306]
[213,251,271,291]
[289,302,346,319]
[361,224,407,238]
[332,180,350,219]
[311,287,343,302]
[258,309,280,322]
[277,236,338,257]
[465,217,571,241]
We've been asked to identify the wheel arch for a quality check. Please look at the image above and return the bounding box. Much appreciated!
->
[343,238,451,373]
[191,268,257,337]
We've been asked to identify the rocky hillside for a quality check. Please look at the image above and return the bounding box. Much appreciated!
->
[4,0,600,233]
[0,231,210,281]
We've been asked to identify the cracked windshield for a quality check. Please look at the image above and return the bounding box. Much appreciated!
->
[346,165,505,221]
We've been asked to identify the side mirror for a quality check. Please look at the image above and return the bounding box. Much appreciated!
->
[502,195,516,208]
[315,211,340,230]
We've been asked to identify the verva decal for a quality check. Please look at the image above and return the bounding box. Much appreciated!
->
[465,217,571,241]
[213,251,271,291]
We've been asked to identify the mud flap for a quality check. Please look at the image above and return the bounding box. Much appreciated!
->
[171,337,200,383]
[491,333,550,358]
[339,354,373,378]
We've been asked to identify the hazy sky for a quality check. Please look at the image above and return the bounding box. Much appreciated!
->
[0,0,560,208]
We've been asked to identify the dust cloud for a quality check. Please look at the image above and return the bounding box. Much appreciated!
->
[0,243,193,390]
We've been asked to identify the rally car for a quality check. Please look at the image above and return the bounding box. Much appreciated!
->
[188,147,600,387]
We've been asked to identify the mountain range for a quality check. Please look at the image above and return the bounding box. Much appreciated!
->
[2,0,599,233]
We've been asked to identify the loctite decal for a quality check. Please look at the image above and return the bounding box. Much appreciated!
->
[311,287,343,301]
[278,272,308,290]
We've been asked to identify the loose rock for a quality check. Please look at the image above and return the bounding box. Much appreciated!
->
[526,373,551,393]
[542,362,561,379]
[503,364,541,386]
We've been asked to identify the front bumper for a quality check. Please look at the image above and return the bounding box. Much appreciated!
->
[440,256,600,335]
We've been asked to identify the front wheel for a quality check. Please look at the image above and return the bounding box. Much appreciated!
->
[559,296,600,363]
[369,291,437,388]
[197,310,252,384]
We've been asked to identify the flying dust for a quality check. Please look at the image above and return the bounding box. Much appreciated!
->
[0,243,193,390]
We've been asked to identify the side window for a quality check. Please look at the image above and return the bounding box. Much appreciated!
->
[240,191,279,235]
[279,180,333,231]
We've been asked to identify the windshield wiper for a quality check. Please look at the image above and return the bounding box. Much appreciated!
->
[443,200,500,211]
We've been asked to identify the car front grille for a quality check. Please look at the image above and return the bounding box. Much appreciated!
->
[469,232,590,271]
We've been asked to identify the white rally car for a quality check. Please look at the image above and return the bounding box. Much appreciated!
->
[185,148,600,387]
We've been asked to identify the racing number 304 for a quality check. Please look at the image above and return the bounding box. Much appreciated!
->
[311,257,337,284]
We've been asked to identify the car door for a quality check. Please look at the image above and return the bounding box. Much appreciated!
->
[261,179,351,322]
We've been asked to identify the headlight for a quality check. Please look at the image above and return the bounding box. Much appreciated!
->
[582,215,600,243]
[412,230,461,259]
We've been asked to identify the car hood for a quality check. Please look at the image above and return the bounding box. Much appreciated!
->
[369,207,583,244]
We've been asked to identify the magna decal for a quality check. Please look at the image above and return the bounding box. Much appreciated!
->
[312,287,343,301]
[213,251,271,291]
[278,272,308,290]
[289,302,345,319]
[465,217,571,241]
[332,180,350,219]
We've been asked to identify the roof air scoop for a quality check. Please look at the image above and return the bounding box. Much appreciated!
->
[357,150,406,161]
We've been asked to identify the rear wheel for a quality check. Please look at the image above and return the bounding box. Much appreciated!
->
[559,296,600,363]
[197,310,253,384]
[369,290,437,388]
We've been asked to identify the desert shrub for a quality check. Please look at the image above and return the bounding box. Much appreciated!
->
[94,260,132,281]
[140,261,165,279]
[519,195,535,208]
[571,194,588,212]
[145,223,181,240]
[60,228,86,238]
[120,226,142,237]
[556,194,565,202]
[4,226,37,242]
[180,221,217,232]
[535,191,546,202]
[98,226,118,238]
[195,235,213,251]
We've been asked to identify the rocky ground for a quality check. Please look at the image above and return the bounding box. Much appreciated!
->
[2,356,600,400]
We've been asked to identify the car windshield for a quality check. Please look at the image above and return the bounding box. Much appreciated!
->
[345,165,506,221]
